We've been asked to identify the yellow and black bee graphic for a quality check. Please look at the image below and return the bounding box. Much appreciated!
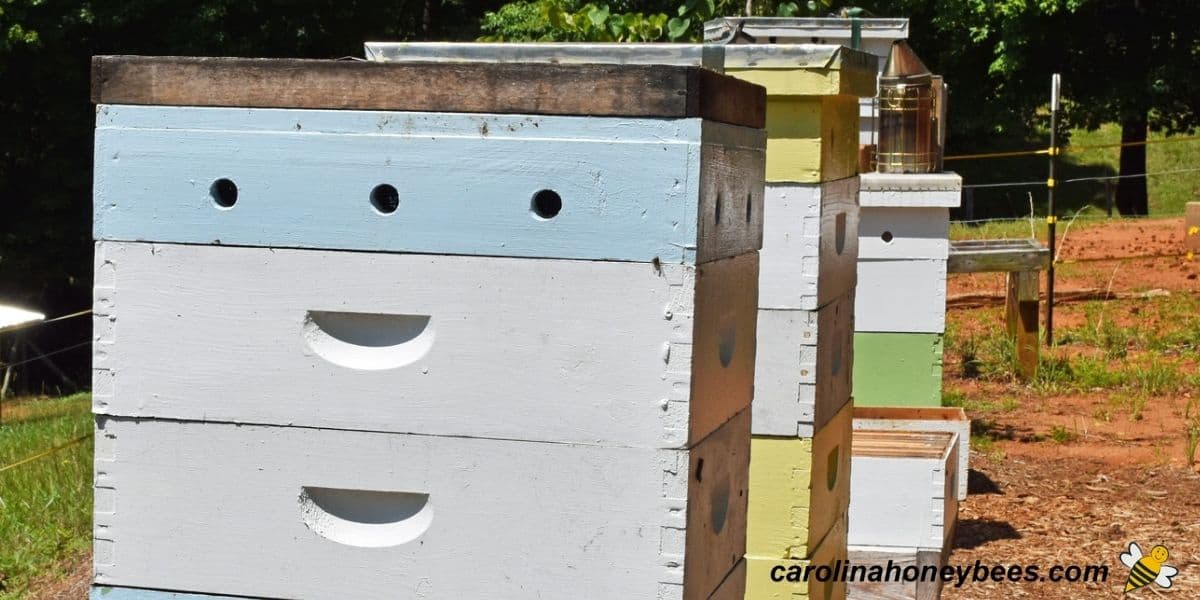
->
[1119,542,1178,593]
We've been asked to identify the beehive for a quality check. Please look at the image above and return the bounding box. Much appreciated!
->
[706,40,876,600]
[338,40,872,600]
[852,173,961,408]
[847,430,959,552]
[90,55,766,600]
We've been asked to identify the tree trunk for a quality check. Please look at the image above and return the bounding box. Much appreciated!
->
[421,0,432,40]
[1116,113,1149,216]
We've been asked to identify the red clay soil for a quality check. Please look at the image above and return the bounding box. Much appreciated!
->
[944,217,1200,599]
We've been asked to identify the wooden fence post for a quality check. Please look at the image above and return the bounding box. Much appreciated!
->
[1005,270,1040,380]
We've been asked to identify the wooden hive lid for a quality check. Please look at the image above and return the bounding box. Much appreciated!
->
[91,55,765,128]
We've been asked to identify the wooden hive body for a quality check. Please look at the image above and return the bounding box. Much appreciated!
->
[91,54,766,600]
[847,430,958,552]
[852,173,961,409]
[710,42,875,600]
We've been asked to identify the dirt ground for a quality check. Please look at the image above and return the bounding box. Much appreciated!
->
[943,217,1200,599]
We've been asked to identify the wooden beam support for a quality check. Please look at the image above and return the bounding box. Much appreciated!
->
[1006,270,1040,380]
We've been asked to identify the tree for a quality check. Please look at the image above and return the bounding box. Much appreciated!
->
[480,0,819,42]
[865,0,1200,216]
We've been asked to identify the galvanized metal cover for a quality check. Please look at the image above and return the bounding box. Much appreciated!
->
[364,41,875,73]
[364,42,727,70]
[704,16,909,43]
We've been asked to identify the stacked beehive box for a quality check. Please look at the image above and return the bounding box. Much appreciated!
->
[714,45,877,600]
[853,173,962,408]
[90,55,767,599]
[846,430,960,600]
[704,17,909,146]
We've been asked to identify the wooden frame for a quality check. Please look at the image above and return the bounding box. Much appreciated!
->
[91,56,765,128]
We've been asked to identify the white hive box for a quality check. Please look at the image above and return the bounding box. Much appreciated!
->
[852,406,970,501]
[93,413,749,599]
[754,292,854,437]
[854,173,961,335]
[759,179,860,312]
[90,54,767,600]
[847,430,958,552]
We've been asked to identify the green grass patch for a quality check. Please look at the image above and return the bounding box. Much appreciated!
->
[1048,424,1078,444]
[0,393,92,598]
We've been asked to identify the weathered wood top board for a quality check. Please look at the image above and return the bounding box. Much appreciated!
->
[91,55,765,128]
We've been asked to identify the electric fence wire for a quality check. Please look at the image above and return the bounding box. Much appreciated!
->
[0,340,91,370]
[961,165,1200,190]
[0,433,93,474]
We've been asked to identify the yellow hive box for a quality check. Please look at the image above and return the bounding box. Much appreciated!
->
[746,399,853,560]
[745,511,849,600]
[724,46,877,183]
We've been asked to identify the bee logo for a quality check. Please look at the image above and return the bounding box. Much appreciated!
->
[1119,542,1178,593]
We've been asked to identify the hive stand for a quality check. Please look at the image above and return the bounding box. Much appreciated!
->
[90,54,766,600]
[713,42,878,600]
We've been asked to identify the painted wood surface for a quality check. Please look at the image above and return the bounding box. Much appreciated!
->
[726,66,876,99]
[91,56,766,128]
[746,401,852,562]
[857,207,950,261]
[760,179,859,311]
[94,106,764,264]
[845,548,944,600]
[851,333,944,408]
[852,407,969,501]
[858,173,962,208]
[745,512,848,600]
[94,411,748,600]
[761,96,861,183]
[847,431,958,552]
[93,242,756,449]
[855,259,947,333]
[710,559,748,600]
[753,293,854,438]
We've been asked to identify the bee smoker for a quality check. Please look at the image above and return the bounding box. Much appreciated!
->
[875,40,936,173]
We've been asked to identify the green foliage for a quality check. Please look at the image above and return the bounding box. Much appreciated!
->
[480,0,716,42]
[1048,424,1077,444]
[0,394,92,598]
[480,0,827,42]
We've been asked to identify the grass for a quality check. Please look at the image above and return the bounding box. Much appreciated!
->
[1048,424,1078,444]
[950,123,1200,222]
[0,394,92,599]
